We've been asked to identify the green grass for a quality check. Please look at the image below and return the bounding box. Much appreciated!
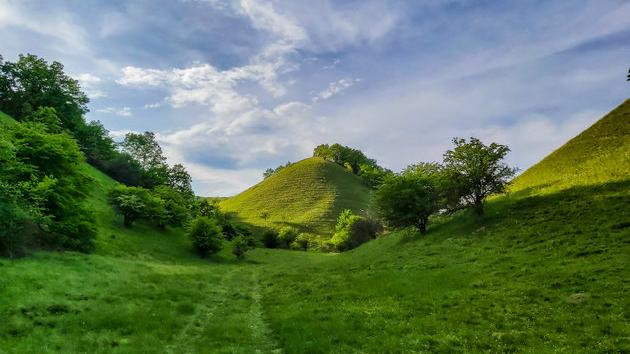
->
[1,99,630,352]
[511,98,630,194]
[220,157,371,237]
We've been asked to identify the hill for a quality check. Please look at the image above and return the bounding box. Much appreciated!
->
[511,98,630,193]
[220,157,372,237]
[253,100,630,352]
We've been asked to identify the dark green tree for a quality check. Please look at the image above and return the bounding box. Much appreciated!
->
[374,173,440,234]
[189,216,223,257]
[0,54,89,132]
[443,138,517,216]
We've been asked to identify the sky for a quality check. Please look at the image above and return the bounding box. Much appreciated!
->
[1,0,629,196]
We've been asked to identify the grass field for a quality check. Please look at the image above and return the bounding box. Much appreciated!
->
[220,157,371,237]
[0,100,629,352]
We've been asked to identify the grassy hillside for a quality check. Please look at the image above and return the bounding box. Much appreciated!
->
[1,100,629,352]
[220,157,371,237]
[511,98,630,193]
[253,101,630,352]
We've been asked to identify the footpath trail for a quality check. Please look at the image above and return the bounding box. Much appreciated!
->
[165,263,282,354]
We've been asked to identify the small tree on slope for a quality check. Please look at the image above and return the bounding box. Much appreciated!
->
[443,137,517,216]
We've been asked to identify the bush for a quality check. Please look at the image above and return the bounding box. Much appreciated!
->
[277,226,298,248]
[189,216,223,257]
[232,235,254,259]
[290,233,310,251]
[329,209,382,251]
[262,230,278,248]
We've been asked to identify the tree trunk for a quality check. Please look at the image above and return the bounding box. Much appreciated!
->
[473,198,484,216]
[418,219,427,235]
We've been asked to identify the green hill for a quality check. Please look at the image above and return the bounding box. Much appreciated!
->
[511,98,630,193]
[220,157,371,237]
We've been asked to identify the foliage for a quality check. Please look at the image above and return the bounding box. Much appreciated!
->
[188,216,223,257]
[262,230,279,248]
[290,233,311,251]
[232,235,254,259]
[167,163,194,197]
[277,226,299,248]
[121,132,169,188]
[263,161,292,179]
[374,172,440,234]
[152,185,191,228]
[0,54,88,132]
[443,137,517,216]
[0,118,96,254]
[328,209,381,251]
[108,186,154,227]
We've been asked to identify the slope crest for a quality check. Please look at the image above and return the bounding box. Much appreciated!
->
[511,98,630,193]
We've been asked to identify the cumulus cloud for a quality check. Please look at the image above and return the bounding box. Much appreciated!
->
[75,73,106,99]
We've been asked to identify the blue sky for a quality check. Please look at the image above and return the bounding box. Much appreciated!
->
[1,0,629,196]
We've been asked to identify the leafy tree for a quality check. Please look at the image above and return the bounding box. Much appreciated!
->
[75,120,116,165]
[313,143,377,174]
[232,235,254,259]
[329,209,381,251]
[99,152,145,186]
[0,120,96,253]
[262,229,279,248]
[167,163,194,196]
[189,216,223,257]
[121,132,170,188]
[277,226,299,249]
[443,137,517,216]
[24,106,62,132]
[152,185,190,228]
[291,233,311,251]
[108,186,152,227]
[374,173,440,234]
[0,54,88,132]
[263,161,292,179]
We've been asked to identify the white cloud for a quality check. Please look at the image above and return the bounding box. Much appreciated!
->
[96,106,132,117]
[312,78,361,102]
[76,73,106,99]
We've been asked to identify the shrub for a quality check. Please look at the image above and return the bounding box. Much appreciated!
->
[277,226,299,248]
[291,233,310,251]
[232,235,254,259]
[262,230,279,248]
[188,216,223,257]
[329,210,382,251]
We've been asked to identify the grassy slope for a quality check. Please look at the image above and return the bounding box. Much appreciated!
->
[253,99,630,352]
[220,157,371,237]
[0,112,282,353]
[1,99,629,353]
[511,98,630,193]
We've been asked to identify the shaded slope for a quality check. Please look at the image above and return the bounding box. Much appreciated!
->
[511,98,630,193]
[220,157,371,236]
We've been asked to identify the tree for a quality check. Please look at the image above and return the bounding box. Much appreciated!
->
[329,209,381,250]
[232,235,254,259]
[0,120,96,253]
[189,216,223,257]
[262,161,292,179]
[108,186,152,227]
[24,106,62,132]
[443,137,517,216]
[152,185,190,228]
[277,226,299,248]
[167,163,194,196]
[0,54,89,132]
[75,120,116,165]
[121,132,169,187]
[374,173,440,234]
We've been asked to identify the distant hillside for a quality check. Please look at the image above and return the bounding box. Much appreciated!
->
[511,98,630,193]
[220,157,371,237]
